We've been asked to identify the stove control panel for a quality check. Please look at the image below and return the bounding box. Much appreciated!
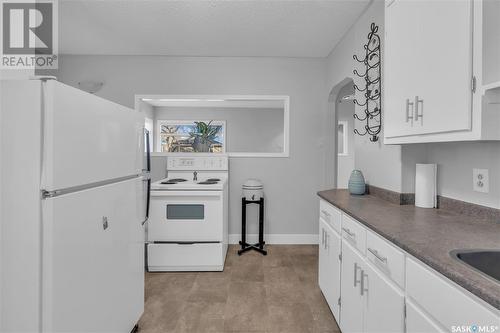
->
[167,156,228,171]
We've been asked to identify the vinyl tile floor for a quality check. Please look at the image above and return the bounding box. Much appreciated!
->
[138,245,341,333]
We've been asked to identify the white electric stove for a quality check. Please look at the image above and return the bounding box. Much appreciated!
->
[147,155,229,271]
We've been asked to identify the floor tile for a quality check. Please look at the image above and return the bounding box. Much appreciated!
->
[139,244,340,333]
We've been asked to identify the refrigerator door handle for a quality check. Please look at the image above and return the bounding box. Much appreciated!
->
[143,128,151,173]
[142,176,151,225]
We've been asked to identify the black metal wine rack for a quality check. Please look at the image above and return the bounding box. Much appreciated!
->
[352,23,382,142]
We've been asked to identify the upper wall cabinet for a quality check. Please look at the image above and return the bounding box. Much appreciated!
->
[384,0,500,144]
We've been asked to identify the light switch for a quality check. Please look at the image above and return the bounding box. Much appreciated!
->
[473,168,489,193]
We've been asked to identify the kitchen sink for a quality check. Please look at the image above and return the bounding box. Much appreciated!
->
[451,250,500,282]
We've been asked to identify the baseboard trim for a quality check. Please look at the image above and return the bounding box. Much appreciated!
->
[228,234,318,245]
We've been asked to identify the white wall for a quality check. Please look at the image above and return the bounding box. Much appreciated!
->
[154,107,284,153]
[325,0,403,193]
[55,55,326,238]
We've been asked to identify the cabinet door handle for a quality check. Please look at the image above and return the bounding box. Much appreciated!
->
[360,270,368,296]
[354,263,361,287]
[414,96,424,122]
[406,98,414,124]
[368,247,388,263]
[321,229,325,247]
[326,233,329,250]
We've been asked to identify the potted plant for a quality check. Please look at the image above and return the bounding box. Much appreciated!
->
[190,121,221,152]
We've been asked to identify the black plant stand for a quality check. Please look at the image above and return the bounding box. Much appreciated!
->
[238,197,267,255]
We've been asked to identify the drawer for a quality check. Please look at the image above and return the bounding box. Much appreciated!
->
[147,242,226,272]
[366,229,405,288]
[319,199,342,233]
[406,257,499,329]
[341,214,366,254]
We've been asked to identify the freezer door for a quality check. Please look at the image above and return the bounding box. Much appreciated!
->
[42,80,144,191]
[41,178,144,333]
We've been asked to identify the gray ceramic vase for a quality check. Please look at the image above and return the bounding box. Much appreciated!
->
[348,170,366,195]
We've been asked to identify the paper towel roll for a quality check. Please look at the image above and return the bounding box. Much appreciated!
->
[415,164,437,208]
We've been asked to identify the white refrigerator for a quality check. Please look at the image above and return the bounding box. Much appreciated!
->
[0,78,150,332]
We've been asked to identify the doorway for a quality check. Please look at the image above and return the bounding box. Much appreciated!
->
[335,80,355,189]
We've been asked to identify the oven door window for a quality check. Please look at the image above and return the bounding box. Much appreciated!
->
[166,204,205,220]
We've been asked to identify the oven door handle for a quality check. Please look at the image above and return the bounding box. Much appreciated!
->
[150,190,223,197]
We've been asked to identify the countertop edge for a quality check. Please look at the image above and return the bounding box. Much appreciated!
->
[317,190,500,311]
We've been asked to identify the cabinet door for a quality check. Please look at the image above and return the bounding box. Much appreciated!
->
[414,0,473,135]
[318,219,329,296]
[406,300,445,333]
[384,0,420,137]
[340,241,364,333]
[363,262,405,333]
[384,0,473,138]
[324,224,342,320]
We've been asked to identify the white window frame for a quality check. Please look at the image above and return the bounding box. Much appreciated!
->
[135,94,290,158]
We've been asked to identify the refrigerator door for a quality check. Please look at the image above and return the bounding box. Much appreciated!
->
[41,177,144,333]
[42,80,144,191]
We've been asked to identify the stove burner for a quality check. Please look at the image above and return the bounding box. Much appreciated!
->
[160,178,188,184]
[198,181,218,185]
[207,178,220,182]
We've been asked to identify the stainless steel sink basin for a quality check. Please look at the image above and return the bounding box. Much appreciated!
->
[451,250,500,282]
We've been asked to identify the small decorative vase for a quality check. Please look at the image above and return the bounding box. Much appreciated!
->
[348,170,366,195]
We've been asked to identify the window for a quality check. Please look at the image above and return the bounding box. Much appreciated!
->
[157,120,226,153]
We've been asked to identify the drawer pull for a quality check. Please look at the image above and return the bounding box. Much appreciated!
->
[368,247,387,263]
[321,210,331,218]
[342,227,356,238]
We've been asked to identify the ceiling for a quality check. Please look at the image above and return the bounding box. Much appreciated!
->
[59,0,370,58]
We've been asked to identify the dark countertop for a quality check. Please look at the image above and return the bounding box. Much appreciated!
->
[317,189,500,310]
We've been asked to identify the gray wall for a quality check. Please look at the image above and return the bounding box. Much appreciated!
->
[153,107,284,153]
[55,55,327,237]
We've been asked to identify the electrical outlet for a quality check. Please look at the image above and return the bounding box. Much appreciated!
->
[473,169,489,193]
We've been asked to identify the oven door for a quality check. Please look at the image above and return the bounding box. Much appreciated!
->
[148,190,224,242]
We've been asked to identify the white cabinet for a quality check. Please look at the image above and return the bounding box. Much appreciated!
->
[385,0,472,138]
[340,239,405,333]
[318,198,500,333]
[363,261,405,333]
[384,0,500,143]
[319,218,342,320]
[340,241,365,333]
[406,257,500,331]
